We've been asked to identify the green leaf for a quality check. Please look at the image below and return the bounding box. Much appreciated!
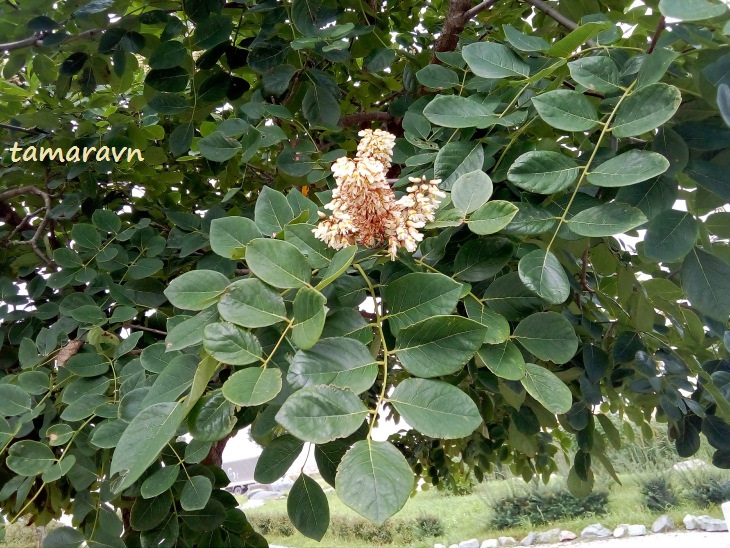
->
[719,84,730,127]
[659,0,727,21]
[508,151,579,194]
[303,84,341,127]
[423,95,499,128]
[218,279,287,328]
[315,245,356,291]
[518,249,570,304]
[263,65,298,97]
[254,435,304,484]
[197,131,241,162]
[587,151,670,187]
[384,272,462,334]
[255,187,295,236]
[43,527,84,548]
[462,42,530,78]
[638,48,680,89]
[467,201,519,235]
[416,64,460,89]
[149,41,188,70]
[463,295,510,344]
[165,308,218,352]
[451,171,493,214]
[275,385,368,444]
[145,67,189,92]
[513,312,578,364]
[612,84,682,138]
[141,354,197,407]
[503,24,549,52]
[336,440,413,525]
[0,384,32,417]
[65,352,109,377]
[222,367,282,406]
[521,363,573,415]
[285,223,335,269]
[288,474,330,541]
[110,402,186,493]
[209,216,262,259]
[292,287,327,349]
[140,464,180,499]
[192,15,233,50]
[164,270,229,311]
[203,322,262,365]
[245,238,312,289]
[454,237,514,282]
[434,141,485,190]
[291,0,326,35]
[532,90,600,132]
[394,315,487,377]
[188,390,236,442]
[390,378,482,439]
[682,247,730,322]
[644,210,699,263]
[181,476,212,511]
[568,56,621,93]
[546,22,612,58]
[287,337,377,394]
[568,202,647,237]
[6,441,55,476]
[477,341,526,380]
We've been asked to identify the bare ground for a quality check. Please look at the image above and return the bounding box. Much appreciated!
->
[545,531,730,548]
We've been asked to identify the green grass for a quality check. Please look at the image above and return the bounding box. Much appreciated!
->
[245,472,729,548]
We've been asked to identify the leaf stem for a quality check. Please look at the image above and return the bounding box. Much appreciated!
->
[261,318,294,369]
[545,80,637,254]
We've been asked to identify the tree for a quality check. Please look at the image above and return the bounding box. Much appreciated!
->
[0,0,729,545]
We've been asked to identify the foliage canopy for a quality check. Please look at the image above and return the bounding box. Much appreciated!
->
[1,0,730,545]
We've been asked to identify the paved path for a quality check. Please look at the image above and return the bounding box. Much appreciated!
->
[544,531,729,548]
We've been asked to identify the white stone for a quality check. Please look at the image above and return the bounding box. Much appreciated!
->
[480,540,498,548]
[652,514,674,533]
[684,514,699,530]
[449,545,459,548]
[697,515,728,532]
[671,458,709,472]
[434,544,446,548]
[580,524,612,538]
[558,530,576,541]
[519,532,536,547]
[498,537,517,546]
[627,524,647,536]
[459,540,480,548]
[535,528,560,543]
[612,526,628,538]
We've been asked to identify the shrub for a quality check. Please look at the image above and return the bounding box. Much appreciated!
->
[490,489,609,529]
[247,513,295,537]
[641,476,678,512]
[684,474,730,508]
[415,514,446,537]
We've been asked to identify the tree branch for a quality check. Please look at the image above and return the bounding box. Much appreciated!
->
[0,27,104,53]
[647,16,666,54]
[433,0,473,61]
[522,0,598,47]
[464,0,500,20]
[0,123,49,136]
[339,111,394,127]
[0,185,53,266]
[56,340,84,368]
[123,324,167,336]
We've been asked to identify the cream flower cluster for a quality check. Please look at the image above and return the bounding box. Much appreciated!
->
[313,129,445,260]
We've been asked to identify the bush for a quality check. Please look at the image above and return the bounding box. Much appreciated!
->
[249,512,445,543]
[641,476,679,512]
[490,489,609,529]
[684,475,730,508]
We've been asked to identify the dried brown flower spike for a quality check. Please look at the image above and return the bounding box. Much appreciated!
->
[313,129,445,259]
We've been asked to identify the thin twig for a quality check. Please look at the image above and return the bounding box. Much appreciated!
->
[522,0,598,48]
[464,0,501,20]
[580,247,593,293]
[647,16,666,54]
[0,123,48,135]
[0,27,105,53]
[0,185,53,266]
[339,111,394,127]
[123,324,167,336]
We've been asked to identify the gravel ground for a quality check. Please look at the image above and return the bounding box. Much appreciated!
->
[544,531,730,548]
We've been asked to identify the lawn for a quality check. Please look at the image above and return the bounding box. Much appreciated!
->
[244,472,728,548]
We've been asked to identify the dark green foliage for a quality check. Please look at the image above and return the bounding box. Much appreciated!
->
[490,489,609,529]
[684,474,730,508]
[641,476,679,512]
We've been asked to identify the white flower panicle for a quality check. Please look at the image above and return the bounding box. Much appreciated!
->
[313,129,445,260]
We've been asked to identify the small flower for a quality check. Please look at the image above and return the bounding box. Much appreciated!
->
[313,130,444,260]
